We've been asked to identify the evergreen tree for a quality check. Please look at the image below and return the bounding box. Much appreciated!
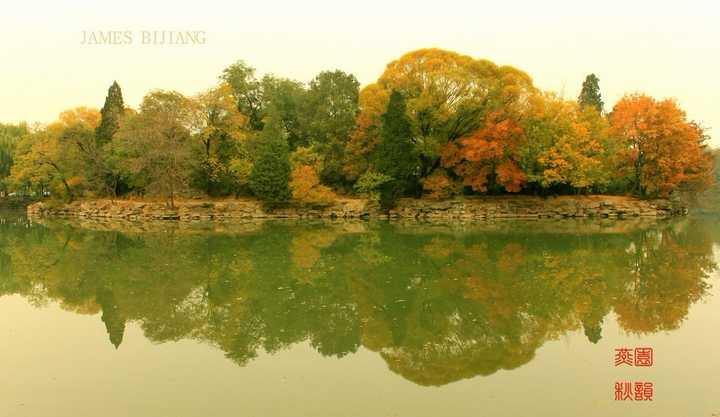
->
[96,81,125,145]
[373,90,419,209]
[249,109,292,206]
[578,74,604,112]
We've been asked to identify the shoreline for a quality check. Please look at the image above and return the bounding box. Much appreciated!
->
[27,195,686,222]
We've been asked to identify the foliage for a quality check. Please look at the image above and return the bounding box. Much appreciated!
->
[302,70,360,187]
[344,84,390,181]
[695,149,719,211]
[188,83,251,196]
[249,109,292,206]
[262,76,306,149]
[578,74,604,113]
[421,169,461,199]
[10,108,102,201]
[520,94,616,193]
[371,48,536,178]
[373,91,420,208]
[441,110,527,193]
[609,94,713,197]
[114,91,194,207]
[353,171,392,202]
[2,48,714,204]
[0,122,28,194]
[290,165,337,207]
[9,129,62,197]
[96,81,125,145]
[221,60,264,131]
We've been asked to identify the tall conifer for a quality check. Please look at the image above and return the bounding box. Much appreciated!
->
[96,81,125,144]
[578,74,604,112]
[373,90,419,209]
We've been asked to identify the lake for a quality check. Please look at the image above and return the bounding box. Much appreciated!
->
[1,211,719,417]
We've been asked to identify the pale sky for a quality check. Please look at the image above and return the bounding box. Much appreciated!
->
[2,0,719,146]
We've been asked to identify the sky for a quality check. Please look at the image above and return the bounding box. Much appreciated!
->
[1,0,719,146]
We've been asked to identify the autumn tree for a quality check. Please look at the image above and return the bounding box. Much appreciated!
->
[114,91,194,207]
[289,147,337,206]
[540,106,616,192]
[249,108,292,206]
[610,94,713,197]
[373,91,420,208]
[290,165,337,207]
[441,111,527,193]
[10,131,53,197]
[373,49,536,178]
[519,93,616,193]
[10,108,101,201]
[12,131,74,201]
[188,83,251,196]
[343,84,390,182]
[420,169,461,200]
[578,74,603,113]
[56,107,116,197]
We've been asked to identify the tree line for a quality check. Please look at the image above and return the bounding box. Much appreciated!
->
[0,48,715,208]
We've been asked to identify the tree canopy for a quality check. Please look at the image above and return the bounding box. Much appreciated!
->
[4,48,715,204]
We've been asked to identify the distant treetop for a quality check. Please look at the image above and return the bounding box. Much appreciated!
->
[578,73,604,113]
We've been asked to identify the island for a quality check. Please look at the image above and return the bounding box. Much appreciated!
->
[2,48,717,220]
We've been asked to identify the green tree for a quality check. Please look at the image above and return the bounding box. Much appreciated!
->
[221,61,264,131]
[302,70,359,187]
[93,82,129,197]
[0,122,28,195]
[353,170,392,202]
[373,91,420,209]
[578,74,604,113]
[249,108,292,206]
[96,81,125,145]
[262,75,307,149]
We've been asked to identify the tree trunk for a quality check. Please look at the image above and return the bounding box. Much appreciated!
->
[61,178,73,202]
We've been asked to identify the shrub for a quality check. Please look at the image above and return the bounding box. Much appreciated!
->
[354,171,392,203]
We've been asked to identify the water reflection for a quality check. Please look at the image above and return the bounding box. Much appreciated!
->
[0,215,717,386]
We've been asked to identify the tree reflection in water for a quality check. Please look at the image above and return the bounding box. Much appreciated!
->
[0,216,717,386]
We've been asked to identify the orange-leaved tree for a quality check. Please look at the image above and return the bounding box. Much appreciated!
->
[609,94,713,197]
[440,111,527,192]
[343,83,390,182]
[345,48,537,189]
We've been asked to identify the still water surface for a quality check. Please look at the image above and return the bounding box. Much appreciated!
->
[1,212,719,417]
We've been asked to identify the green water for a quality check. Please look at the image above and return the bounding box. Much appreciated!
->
[1,212,719,417]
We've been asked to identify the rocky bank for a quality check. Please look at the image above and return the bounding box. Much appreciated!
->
[27,195,686,222]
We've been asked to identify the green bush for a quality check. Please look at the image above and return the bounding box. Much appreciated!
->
[354,171,392,203]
